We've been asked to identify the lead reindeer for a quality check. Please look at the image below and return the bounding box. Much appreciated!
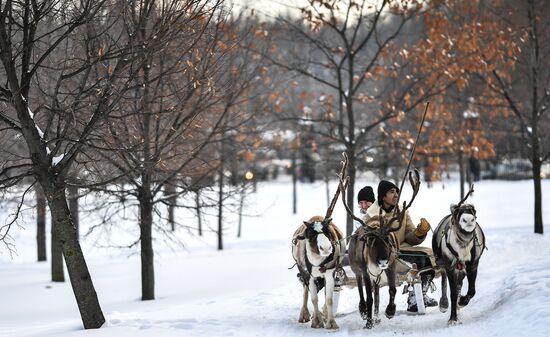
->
[432,185,486,325]
[291,159,347,329]
[339,154,421,328]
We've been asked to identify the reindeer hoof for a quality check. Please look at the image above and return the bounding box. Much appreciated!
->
[459,295,471,307]
[447,318,461,326]
[364,319,374,329]
[359,303,368,320]
[439,297,449,313]
[299,309,311,323]
[385,303,396,318]
[325,319,339,329]
[311,315,324,328]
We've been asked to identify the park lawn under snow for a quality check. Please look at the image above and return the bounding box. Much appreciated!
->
[1,177,550,337]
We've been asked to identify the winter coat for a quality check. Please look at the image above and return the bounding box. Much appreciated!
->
[364,202,436,266]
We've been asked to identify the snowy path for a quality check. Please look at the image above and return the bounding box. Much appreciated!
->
[2,227,548,337]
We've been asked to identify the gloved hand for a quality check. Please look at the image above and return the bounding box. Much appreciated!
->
[414,218,430,237]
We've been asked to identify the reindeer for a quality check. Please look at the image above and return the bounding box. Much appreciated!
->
[339,154,421,328]
[432,185,486,325]
[291,159,347,329]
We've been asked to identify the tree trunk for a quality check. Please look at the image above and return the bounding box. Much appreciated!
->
[164,182,176,231]
[291,150,297,214]
[139,185,155,300]
[458,148,465,200]
[345,152,357,239]
[47,185,105,328]
[526,0,543,234]
[51,214,65,282]
[325,173,330,208]
[532,155,543,234]
[237,184,245,238]
[67,185,79,238]
[36,185,47,262]
[195,189,202,236]
[217,160,224,251]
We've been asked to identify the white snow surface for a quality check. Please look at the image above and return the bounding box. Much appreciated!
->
[1,177,550,337]
[52,154,64,166]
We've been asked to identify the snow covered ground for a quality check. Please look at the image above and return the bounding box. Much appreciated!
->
[1,177,549,337]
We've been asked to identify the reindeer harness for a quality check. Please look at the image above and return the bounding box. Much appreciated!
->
[293,221,344,283]
[438,205,483,271]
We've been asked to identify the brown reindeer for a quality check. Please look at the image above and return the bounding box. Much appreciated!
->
[291,158,347,329]
[432,185,486,325]
[340,159,421,328]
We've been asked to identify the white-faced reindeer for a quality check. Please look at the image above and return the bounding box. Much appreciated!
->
[432,185,486,325]
[340,158,421,329]
[291,160,347,329]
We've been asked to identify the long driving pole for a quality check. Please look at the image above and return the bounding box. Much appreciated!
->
[396,102,430,206]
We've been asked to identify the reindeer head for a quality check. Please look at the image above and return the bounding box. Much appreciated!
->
[451,203,477,233]
[358,216,396,270]
[451,184,477,232]
[301,216,334,257]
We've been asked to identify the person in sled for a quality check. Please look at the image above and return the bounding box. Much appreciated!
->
[364,180,438,312]
[354,185,375,231]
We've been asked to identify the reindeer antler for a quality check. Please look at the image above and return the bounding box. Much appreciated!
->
[457,184,475,207]
[323,152,349,223]
[338,153,367,227]
[385,169,421,233]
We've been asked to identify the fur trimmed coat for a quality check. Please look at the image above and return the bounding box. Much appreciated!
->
[364,202,435,266]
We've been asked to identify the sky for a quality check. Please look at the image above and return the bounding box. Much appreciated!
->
[1,175,549,336]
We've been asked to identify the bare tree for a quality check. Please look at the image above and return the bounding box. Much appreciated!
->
[0,0,125,328]
[419,0,550,234]
[0,0,193,328]
[82,1,264,298]
[265,1,452,236]
[480,0,549,234]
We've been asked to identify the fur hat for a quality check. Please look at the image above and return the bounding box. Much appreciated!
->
[357,186,375,202]
[377,180,399,202]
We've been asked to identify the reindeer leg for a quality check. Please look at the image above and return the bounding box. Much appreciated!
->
[299,284,311,323]
[447,270,460,325]
[373,283,381,324]
[308,277,324,328]
[459,266,478,307]
[323,273,339,329]
[385,268,397,319]
[456,271,466,310]
[356,273,368,320]
[457,272,466,307]
[439,268,449,313]
[363,271,374,329]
